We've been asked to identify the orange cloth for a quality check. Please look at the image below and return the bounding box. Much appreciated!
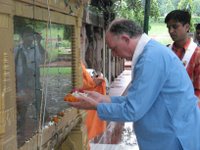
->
[81,63,107,140]
[172,39,200,108]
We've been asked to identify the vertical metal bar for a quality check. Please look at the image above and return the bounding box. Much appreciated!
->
[103,29,106,76]
[143,0,151,34]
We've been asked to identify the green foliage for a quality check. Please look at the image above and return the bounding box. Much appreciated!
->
[64,26,72,41]
[178,0,193,12]
[112,0,160,27]
[193,0,200,15]
[150,0,160,21]
[156,16,165,23]
[157,0,200,16]
[166,0,175,14]
[193,16,200,23]
[157,0,174,16]
[190,16,200,32]
[172,0,181,9]
[113,0,144,25]
[87,5,103,15]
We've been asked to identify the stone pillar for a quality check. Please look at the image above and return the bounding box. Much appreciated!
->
[0,0,17,149]
[60,112,88,150]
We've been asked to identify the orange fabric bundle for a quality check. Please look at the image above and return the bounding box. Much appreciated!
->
[64,93,80,102]
[81,63,107,140]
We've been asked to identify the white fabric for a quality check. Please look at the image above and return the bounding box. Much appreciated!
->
[131,33,151,79]
[182,41,197,68]
[168,40,197,68]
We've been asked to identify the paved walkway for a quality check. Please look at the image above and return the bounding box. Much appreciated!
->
[90,143,139,150]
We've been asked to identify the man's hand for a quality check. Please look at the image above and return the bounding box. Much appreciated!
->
[67,91,111,110]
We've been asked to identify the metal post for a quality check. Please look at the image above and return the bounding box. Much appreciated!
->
[143,0,151,34]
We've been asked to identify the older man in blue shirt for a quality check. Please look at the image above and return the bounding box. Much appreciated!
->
[68,19,200,150]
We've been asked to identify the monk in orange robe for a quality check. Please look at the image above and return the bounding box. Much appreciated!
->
[81,63,107,141]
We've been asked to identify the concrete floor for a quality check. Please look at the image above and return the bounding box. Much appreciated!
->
[90,143,139,150]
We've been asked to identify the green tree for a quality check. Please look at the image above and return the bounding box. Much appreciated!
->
[113,0,144,26]
[113,0,160,26]
[158,0,166,16]
[193,0,200,15]
[166,0,175,14]
[178,0,193,12]
[157,0,174,16]
[150,0,160,21]
[172,0,180,9]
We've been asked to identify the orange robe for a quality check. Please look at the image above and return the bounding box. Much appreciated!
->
[81,63,107,140]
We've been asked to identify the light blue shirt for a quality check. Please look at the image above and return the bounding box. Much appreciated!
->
[97,38,200,150]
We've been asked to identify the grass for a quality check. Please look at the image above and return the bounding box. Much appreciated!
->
[148,22,173,45]
[40,67,72,76]
[149,22,168,35]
